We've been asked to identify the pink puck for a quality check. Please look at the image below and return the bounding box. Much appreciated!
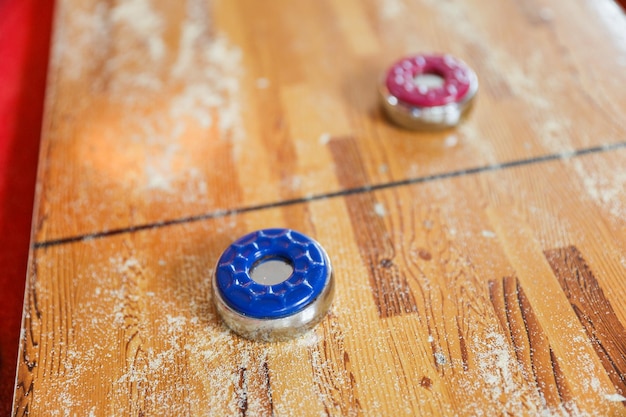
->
[380,53,478,130]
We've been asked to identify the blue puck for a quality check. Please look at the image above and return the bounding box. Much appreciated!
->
[213,228,334,340]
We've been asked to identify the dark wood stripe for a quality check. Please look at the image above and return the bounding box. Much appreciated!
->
[329,136,417,318]
[456,316,469,372]
[237,367,248,417]
[488,276,571,408]
[515,278,570,406]
[235,358,274,417]
[261,361,275,417]
[545,246,626,397]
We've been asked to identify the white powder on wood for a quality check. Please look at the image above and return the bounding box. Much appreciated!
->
[171,20,204,78]
[110,0,165,62]
[318,132,331,145]
[379,0,405,20]
[467,331,538,415]
[255,77,270,89]
[572,157,626,222]
[55,0,244,196]
[538,7,554,22]
[604,393,626,402]
[434,352,446,365]
[444,135,458,148]
[481,230,496,238]
[374,202,387,217]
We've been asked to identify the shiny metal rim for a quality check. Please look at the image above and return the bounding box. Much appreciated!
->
[379,71,478,131]
[212,257,334,342]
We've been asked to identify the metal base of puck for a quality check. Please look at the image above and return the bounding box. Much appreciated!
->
[213,228,334,342]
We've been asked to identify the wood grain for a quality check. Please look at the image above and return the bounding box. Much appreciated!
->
[489,276,574,411]
[545,246,626,399]
[13,0,626,415]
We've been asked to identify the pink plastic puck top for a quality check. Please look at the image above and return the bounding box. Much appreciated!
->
[385,54,474,108]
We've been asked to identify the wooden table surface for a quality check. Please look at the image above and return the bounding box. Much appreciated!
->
[12,0,626,415]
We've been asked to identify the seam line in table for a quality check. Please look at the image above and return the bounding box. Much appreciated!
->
[33,141,626,249]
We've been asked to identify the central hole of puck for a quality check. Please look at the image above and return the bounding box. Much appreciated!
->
[413,73,445,90]
[250,258,294,285]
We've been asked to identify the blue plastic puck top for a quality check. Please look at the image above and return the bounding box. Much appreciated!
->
[215,228,331,319]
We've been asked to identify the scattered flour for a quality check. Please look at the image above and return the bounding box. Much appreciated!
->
[318,132,332,145]
[54,0,244,195]
[572,158,626,222]
[473,331,529,412]
[374,202,387,217]
[538,7,554,22]
[110,0,166,62]
[443,135,458,148]
[296,330,322,348]
[34,249,363,416]
[604,393,626,402]
[481,230,496,238]
[379,0,406,20]
[51,2,110,80]
[29,248,625,416]
[255,77,270,89]
[434,352,447,365]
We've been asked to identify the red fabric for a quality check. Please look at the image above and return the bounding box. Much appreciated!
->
[0,0,54,412]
